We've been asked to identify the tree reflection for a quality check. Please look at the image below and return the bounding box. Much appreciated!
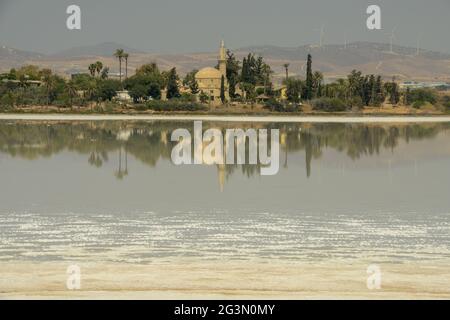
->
[0,121,448,187]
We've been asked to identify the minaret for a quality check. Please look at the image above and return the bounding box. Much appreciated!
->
[218,40,227,78]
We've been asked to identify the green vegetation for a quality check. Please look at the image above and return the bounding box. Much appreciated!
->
[124,63,163,102]
[0,47,448,114]
[183,69,199,95]
[442,96,450,112]
[239,53,273,101]
[407,88,438,107]
[0,121,447,180]
[166,68,180,99]
[145,99,206,112]
[311,97,348,112]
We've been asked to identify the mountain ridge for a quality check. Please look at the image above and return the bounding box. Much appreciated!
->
[1,42,449,81]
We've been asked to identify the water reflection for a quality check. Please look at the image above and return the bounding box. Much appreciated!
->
[1,120,450,263]
[0,121,448,186]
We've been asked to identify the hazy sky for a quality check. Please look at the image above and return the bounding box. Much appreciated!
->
[1,0,450,54]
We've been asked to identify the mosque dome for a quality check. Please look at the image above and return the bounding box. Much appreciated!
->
[195,67,222,79]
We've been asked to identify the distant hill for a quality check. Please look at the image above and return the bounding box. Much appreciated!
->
[233,42,450,81]
[1,41,449,82]
[50,42,143,59]
[0,45,44,67]
[238,42,450,63]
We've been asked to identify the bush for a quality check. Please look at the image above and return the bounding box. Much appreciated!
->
[145,99,207,112]
[311,98,348,112]
[408,88,438,105]
[441,96,450,111]
[179,92,197,102]
[412,100,426,109]
[0,93,15,110]
[264,98,301,112]
[264,98,284,112]
[97,79,121,101]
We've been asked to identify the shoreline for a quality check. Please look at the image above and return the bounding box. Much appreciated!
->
[1,113,450,123]
[1,259,449,299]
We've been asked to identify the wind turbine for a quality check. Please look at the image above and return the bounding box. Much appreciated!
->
[313,25,325,48]
[416,33,422,56]
[319,25,325,48]
[389,27,397,54]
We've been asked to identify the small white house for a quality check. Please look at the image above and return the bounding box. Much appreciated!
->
[115,90,132,102]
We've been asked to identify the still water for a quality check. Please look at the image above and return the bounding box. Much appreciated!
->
[0,120,449,264]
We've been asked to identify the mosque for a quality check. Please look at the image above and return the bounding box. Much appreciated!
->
[195,40,230,104]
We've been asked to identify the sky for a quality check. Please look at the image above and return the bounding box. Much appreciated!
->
[0,0,450,54]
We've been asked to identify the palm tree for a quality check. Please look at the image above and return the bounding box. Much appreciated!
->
[115,147,125,180]
[261,64,273,95]
[85,80,96,101]
[42,73,54,105]
[88,64,96,77]
[95,61,103,77]
[100,67,109,79]
[123,53,129,79]
[283,63,290,81]
[114,49,125,83]
[66,80,77,107]
[18,74,28,105]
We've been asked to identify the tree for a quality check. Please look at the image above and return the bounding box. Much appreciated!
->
[190,79,199,95]
[183,69,199,94]
[199,91,209,103]
[114,48,125,83]
[385,77,400,105]
[136,63,160,76]
[123,53,129,79]
[220,75,226,103]
[374,76,384,106]
[100,67,109,79]
[129,84,148,103]
[305,54,313,100]
[285,78,303,103]
[312,71,324,98]
[88,64,96,77]
[404,87,411,105]
[42,72,55,105]
[347,70,365,102]
[391,83,400,105]
[240,53,271,99]
[368,75,376,106]
[283,63,290,81]
[261,63,273,95]
[166,68,180,99]
[97,79,121,101]
[123,62,164,100]
[66,80,77,107]
[226,50,240,98]
[85,80,97,102]
[95,61,103,77]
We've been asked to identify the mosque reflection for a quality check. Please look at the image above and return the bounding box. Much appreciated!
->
[0,121,449,190]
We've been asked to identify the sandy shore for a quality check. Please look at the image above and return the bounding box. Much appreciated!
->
[1,114,450,123]
[1,259,449,299]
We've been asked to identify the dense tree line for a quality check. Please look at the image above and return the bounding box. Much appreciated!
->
[0,121,447,180]
[1,49,449,113]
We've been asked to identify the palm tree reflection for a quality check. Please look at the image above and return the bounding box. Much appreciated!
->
[0,121,447,188]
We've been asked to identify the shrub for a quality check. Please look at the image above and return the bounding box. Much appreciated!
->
[412,100,426,109]
[264,98,284,112]
[441,96,450,111]
[145,99,207,112]
[408,88,438,105]
[96,79,121,101]
[0,93,15,109]
[179,93,197,102]
[311,98,348,112]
